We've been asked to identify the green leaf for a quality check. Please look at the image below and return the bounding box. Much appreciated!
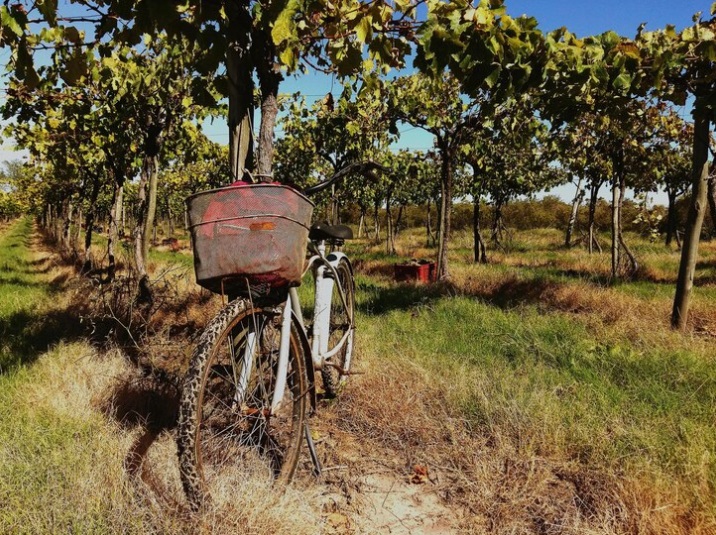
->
[15,40,40,88]
[613,72,632,91]
[64,26,80,43]
[355,16,372,43]
[682,26,697,42]
[699,41,716,61]
[272,0,300,45]
[484,65,502,88]
[37,0,57,26]
[336,45,363,76]
[1,7,23,36]
[279,46,297,71]
[61,51,88,86]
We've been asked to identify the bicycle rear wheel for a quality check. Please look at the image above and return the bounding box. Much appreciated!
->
[177,298,307,511]
[321,257,355,398]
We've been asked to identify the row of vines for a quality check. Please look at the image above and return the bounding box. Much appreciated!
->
[1,0,716,329]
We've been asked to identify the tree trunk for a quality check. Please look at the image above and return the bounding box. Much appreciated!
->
[108,179,124,281]
[386,207,395,254]
[665,189,678,247]
[83,175,101,274]
[610,177,620,278]
[55,203,63,241]
[331,184,339,225]
[587,181,601,254]
[426,200,433,247]
[226,3,255,180]
[385,189,395,254]
[373,199,381,243]
[565,176,585,248]
[491,199,504,246]
[142,153,159,262]
[708,176,716,238]
[395,205,404,236]
[672,108,711,330]
[473,196,487,264]
[436,146,454,281]
[63,199,73,251]
[254,28,282,179]
[358,208,365,238]
[73,207,82,253]
[617,172,638,276]
[134,157,152,304]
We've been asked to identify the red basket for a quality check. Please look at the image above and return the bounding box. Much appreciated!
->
[186,184,314,294]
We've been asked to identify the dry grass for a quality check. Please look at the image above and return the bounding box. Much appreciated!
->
[328,321,716,534]
[0,220,325,534]
[5,219,716,534]
[341,226,716,534]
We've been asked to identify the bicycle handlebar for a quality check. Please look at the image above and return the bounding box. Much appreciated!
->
[302,161,386,197]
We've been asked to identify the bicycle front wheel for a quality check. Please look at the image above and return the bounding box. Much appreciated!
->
[177,298,307,511]
[321,257,355,398]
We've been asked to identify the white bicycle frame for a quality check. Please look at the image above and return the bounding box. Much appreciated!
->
[258,239,353,412]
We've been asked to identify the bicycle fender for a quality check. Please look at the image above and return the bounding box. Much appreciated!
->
[326,252,353,274]
[291,312,317,413]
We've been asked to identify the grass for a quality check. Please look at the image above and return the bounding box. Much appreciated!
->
[4,218,716,533]
[361,291,716,482]
[0,218,54,372]
[340,226,716,532]
[0,219,326,534]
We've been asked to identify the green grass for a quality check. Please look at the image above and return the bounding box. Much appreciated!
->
[0,218,53,372]
[0,345,146,534]
[349,226,716,519]
[0,220,145,532]
[3,218,716,531]
[353,238,716,518]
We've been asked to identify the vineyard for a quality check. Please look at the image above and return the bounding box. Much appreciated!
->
[2,0,716,534]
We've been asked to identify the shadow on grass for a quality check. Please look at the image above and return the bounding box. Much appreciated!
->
[358,280,451,315]
[359,276,566,317]
[101,371,187,514]
[0,302,91,373]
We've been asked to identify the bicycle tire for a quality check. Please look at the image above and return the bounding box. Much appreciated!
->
[321,257,355,398]
[177,298,307,511]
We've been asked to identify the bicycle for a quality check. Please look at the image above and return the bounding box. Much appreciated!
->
[177,166,368,511]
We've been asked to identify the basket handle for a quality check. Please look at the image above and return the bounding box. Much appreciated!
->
[243,169,275,184]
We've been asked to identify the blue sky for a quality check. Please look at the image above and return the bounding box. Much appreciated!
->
[1,0,713,203]
[506,0,709,37]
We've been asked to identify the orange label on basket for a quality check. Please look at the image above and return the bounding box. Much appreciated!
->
[250,221,276,231]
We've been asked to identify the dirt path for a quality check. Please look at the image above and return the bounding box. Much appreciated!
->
[302,391,461,534]
[319,469,457,534]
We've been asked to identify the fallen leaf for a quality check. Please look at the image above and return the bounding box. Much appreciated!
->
[326,512,350,533]
[410,464,429,484]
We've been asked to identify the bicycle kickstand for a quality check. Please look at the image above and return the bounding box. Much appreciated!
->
[304,422,322,478]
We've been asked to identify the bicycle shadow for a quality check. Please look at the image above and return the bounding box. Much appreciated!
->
[102,370,189,515]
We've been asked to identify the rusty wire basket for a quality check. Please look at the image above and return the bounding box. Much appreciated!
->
[186,184,314,295]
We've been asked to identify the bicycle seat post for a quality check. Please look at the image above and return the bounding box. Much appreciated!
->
[316,239,327,258]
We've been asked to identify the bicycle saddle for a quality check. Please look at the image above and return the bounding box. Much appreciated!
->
[309,221,354,242]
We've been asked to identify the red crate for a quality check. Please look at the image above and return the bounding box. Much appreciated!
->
[394,262,434,283]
